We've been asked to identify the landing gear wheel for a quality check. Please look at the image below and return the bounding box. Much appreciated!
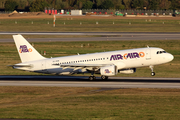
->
[89,76,96,80]
[101,76,108,80]
[149,66,155,76]
[151,72,155,76]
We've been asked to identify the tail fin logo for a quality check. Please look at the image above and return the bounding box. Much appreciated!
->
[19,45,32,53]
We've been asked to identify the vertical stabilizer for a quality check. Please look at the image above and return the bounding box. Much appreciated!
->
[13,34,46,63]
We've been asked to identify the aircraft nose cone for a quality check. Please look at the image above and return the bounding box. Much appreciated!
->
[168,54,174,62]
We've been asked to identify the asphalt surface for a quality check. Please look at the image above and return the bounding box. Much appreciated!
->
[0,32,180,42]
[1,75,180,88]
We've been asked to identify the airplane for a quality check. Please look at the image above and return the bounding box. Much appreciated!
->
[9,34,174,80]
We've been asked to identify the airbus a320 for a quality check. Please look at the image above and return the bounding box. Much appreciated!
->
[9,35,174,80]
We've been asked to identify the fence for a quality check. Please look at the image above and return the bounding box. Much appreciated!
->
[82,9,174,15]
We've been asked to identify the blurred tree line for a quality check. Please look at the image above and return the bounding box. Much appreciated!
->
[0,0,180,12]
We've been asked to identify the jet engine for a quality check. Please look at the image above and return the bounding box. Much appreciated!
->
[100,65,117,76]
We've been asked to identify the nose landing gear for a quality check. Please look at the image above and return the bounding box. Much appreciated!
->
[151,72,155,76]
[149,66,155,76]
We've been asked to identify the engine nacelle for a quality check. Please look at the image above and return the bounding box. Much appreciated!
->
[100,65,117,76]
[119,68,136,74]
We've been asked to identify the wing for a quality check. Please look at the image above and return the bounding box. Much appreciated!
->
[60,64,113,67]
[52,63,114,71]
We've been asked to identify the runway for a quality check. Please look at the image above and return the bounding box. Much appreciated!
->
[0,32,180,42]
[1,75,180,88]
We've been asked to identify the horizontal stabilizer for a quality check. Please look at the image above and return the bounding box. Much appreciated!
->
[7,64,32,68]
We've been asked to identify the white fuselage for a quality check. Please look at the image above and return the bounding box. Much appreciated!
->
[14,47,174,75]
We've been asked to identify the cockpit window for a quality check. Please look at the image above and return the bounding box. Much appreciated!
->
[157,51,166,54]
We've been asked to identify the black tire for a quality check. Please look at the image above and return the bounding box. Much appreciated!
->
[151,72,155,76]
[105,76,108,80]
[101,76,108,80]
[101,75,106,80]
[89,76,96,80]
[89,76,94,80]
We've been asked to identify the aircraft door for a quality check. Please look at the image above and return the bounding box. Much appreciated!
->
[146,49,151,60]
[41,60,46,70]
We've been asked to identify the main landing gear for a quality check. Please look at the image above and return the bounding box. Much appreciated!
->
[89,76,96,80]
[89,72,96,80]
[88,72,109,80]
[149,66,155,76]
[89,75,109,80]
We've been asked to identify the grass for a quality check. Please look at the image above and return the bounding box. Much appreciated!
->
[1,40,180,77]
[0,87,180,119]
[0,18,180,32]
